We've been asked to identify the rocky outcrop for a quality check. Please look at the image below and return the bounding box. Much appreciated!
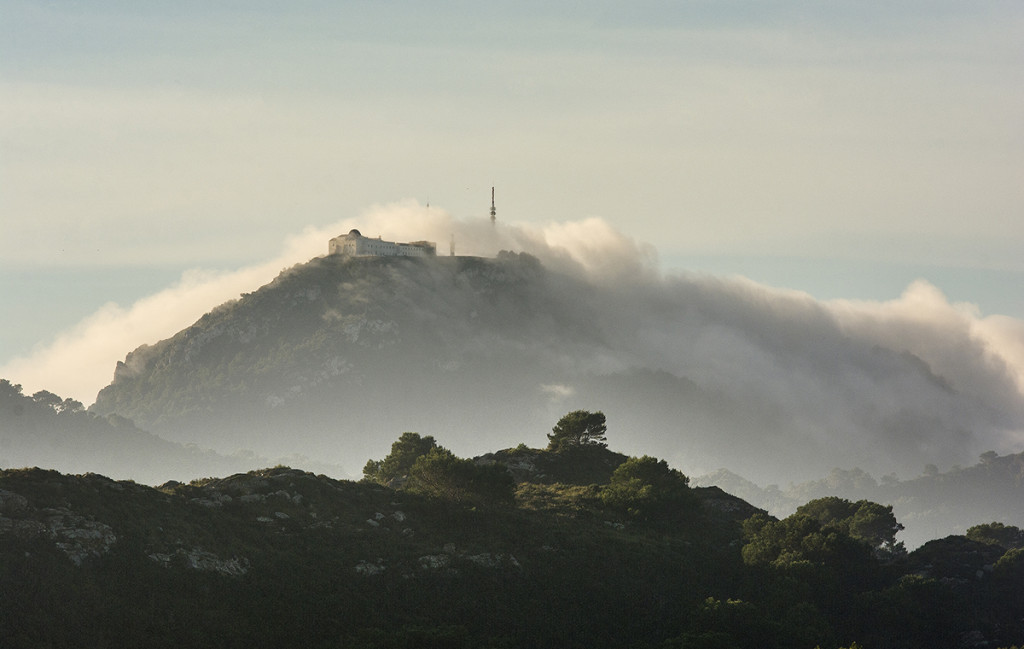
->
[148,548,249,576]
[0,500,117,566]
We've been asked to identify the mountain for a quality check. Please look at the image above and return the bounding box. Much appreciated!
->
[92,252,607,473]
[90,252,1023,487]
[696,450,1024,549]
[0,379,254,484]
[2,444,1022,649]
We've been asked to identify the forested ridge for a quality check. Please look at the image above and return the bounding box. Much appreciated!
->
[2,423,1023,649]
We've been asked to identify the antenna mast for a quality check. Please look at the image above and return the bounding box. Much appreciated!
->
[490,187,496,225]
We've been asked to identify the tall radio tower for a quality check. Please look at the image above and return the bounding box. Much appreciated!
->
[490,187,496,225]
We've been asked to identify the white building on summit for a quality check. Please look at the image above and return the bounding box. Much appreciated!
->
[328,229,437,257]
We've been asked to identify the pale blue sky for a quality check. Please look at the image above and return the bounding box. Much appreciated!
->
[2,1,1023,380]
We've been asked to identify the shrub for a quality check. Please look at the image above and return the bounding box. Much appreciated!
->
[600,455,692,521]
[407,448,515,506]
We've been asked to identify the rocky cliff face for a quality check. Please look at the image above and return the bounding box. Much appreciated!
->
[91,253,612,474]
[1,486,117,566]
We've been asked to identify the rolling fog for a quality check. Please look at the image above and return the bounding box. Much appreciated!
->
[5,203,1024,488]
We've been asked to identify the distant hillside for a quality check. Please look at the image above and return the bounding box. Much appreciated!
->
[0,379,254,483]
[90,252,1020,489]
[2,442,1022,649]
[696,450,1024,548]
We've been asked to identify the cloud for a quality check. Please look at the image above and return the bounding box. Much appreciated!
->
[335,201,660,284]
[4,202,1024,484]
[540,383,576,401]
[828,281,1024,414]
[593,272,1024,478]
[0,223,334,402]
[0,202,655,403]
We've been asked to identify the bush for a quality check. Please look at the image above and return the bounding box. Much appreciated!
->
[547,410,608,451]
[600,455,692,521]
[407,448,515,506]
[363,433,439,486]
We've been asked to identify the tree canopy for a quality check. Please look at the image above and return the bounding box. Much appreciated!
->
[363,433,515,506]
[794,496,905,557]
[362,432,439,486]
[406,447,515,506]
[966,522,1024,551]
[600,455,692,520]
[547,410,608,451]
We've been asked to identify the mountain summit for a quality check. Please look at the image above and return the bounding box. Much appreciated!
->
[91,251,1021,482]
[92,252,608,473]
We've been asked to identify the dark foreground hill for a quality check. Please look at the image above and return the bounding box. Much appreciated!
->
[2,443,1023,649]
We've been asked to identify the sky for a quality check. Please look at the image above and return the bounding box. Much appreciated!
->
[2,1,1023,405]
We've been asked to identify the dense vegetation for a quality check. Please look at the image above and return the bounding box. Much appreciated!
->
[2,416,1023,648]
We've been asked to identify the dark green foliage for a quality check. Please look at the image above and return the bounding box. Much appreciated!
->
[363,434,515,506]
[702,452,1024,551]
[600,455,693,521]
[741,508,882,582]
[546,410,608,451]
[364,434,516,505]
[966,521,1024,551]
[2,446,1024,649]
[996,546,1024,570]
[906,535,1005,581]
[794,496,905,557]
[342,625,474,649]
[406,448,515,506]
[487,444,628,485]
[363,432,439,485]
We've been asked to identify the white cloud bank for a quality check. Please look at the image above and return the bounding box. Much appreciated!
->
[0,202,651,402]
[4,202,1024,474]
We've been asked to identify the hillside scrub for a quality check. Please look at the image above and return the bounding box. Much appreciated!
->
[3,444,1024,648]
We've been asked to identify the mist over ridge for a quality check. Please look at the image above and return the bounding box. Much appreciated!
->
[80,209,1024,487]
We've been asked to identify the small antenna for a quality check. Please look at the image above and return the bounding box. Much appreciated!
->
[490,186,496,225]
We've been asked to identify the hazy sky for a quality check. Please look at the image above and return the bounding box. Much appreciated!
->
[2,1,1023,399]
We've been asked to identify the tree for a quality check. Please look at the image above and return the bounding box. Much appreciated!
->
[966,522,1024,551]
[795,497,905,558]
[363,433,515,505]
[406,447,515,506]
[31,390,63,411]
[601,455,692,520]
[0,379,24,398]
[363,432,439,485]
[547,410,608,451]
